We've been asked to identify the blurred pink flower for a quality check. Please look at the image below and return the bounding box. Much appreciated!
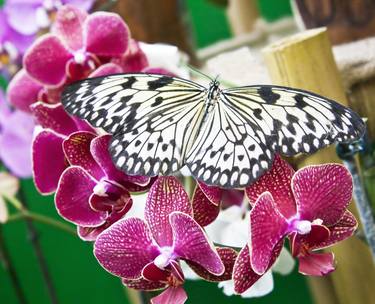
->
[4,0,94,36]
[23,5,129,87]
[0,90,34,177]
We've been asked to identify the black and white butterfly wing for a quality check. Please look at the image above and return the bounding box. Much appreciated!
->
[62,74,206,176]
[186,85,365,188]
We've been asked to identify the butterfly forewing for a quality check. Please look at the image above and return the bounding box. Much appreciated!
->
[223,86,365,155]
[62,73,207,176]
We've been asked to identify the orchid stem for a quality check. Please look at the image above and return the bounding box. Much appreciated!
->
[17,188,60,304]
[123,285,143,304]
[7,211,76,236]
[342,157,375,262]
[0,226,28,304]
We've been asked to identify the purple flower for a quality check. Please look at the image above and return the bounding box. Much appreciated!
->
[55,134,152,241]
[245,156,357,276]
[94,176,226,303]
[23,5,129,87]
[0,90,34,177]
[4,0,94,36]
[0,9,34,70]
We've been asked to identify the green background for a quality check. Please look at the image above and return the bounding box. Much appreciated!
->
[0,1,314,303]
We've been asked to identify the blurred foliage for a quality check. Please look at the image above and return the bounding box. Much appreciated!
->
[0,0,4,7]
[0,75,7,90]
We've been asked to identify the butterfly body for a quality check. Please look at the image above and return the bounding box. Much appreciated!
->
[62,73,365,188]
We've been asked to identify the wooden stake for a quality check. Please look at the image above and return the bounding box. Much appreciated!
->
[263,28,375,304]
[226,0,259,36]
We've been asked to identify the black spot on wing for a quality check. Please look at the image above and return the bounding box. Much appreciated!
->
[147,76,174,90]
[258,87,281,104]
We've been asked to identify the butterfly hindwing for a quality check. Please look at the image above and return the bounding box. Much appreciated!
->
[186,94,274,188]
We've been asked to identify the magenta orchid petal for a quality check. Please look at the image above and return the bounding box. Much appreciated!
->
[55,166,107,226]
[290,225,330,257]
[197,182,222,206]
[53,5,87,51]
[77,226,101,241]
[233,245,262,294]
[221,189,244,208]
[122,278,166,291]
[192,185,220,227]
[32,130,66,194]
[114,39,148,72]
[30,102,78,136]
[187,247,237,282]
[89,63,123,77]
[250,192,289,274]
[142,67,176,77]
[145,177,191,247]
[313,211,357,250]
[298,252,335,276]
[90,135,126,181]
[7,69,42,112]
[94,217,159,279]
[151,286,187,304]
[84,12,129,57]
[24,34,72,86]
[292,164,353,225]
[246,155,296,218]
[63,132,104,180]
[170,212,224,276]
[142,262,169,282]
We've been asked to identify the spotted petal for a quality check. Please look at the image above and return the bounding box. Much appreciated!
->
[250,192,288,274]
[170,212,224,276]
[151,287,187,304]
[53,5,87,51]
[292,164,353,225]
[246,155,296,218]
[63,132,104,180]
[55,166,106,226]
[32,130,66,194]
[232,246,262,294]
[122,278,166,291]
[24,34,72,87]
[192,185,220,227]
[145,177,191,247]
[84,12,129,57]
[94,217,159,279]
[7,69,42,112]
[298,252,335,276]
[187,247,237,282]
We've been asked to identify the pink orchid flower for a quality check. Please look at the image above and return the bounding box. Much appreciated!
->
[94,176,227,304]
[55,134,152,241]
[245,155,357,277]
[23,5,129,87]
[31,101,94,193]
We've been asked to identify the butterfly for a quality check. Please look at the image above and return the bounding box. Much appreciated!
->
[62,73,365,188]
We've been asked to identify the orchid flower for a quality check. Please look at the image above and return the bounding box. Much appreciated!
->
[94,176,227,304]
[245,155,357,277]
[4,0,94,36]
[55,134,152,240]
[23,5,129,87]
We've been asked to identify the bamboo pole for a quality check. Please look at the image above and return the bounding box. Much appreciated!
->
[262,28,375,304]
[226,0,259,36]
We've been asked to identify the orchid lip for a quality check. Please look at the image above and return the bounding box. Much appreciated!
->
[154,246,175,270]
[288,218,312,235]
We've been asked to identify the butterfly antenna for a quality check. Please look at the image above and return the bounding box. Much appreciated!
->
[187,64,213,81]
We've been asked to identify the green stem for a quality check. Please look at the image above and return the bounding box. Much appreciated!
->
[7,211,76,236]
